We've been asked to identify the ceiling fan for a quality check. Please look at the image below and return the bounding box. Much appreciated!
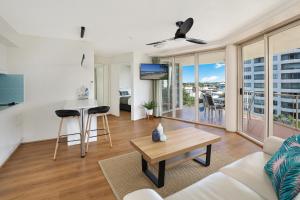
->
[146,17,207,47]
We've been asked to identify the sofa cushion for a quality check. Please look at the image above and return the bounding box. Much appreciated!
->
[219,152,277,200]
[263,136,284,155]
[124,189,163,200]
[264,135,300,200]
[279,162,300,200]
[165,172,264,200]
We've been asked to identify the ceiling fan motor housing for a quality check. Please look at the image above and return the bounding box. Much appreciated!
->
[176,21,184,27]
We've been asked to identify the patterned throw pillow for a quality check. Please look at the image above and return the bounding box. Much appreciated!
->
[264,135,300,200]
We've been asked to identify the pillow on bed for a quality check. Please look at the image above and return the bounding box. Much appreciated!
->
[119,91,129,96]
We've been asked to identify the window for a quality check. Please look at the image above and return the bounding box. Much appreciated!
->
[244,67,251,72]
[281,83,300,89]
[281,73,300,79]
[273,100,278,106]
[254,99,264,105]
[254,83,264,88]
[281,102,296,109]
[273,56,278,61]
[273,83,277,88]
[244,83,251,87]
[254,107,264,114]
[273,74,278,79]
[281,63,300,70]
[254,74,264,80]
[273,65,278,70]
[254,66,264,72]
[281,52,300,61]
[281,93,297,99]
[244,75,251,80]
[254,57,264,63]
[244,60,251,64]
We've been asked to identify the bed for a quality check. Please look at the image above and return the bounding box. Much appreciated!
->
[119,90,131,112]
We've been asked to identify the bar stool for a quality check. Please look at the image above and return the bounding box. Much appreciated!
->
[85,106,112,152]
[53,109,81,160]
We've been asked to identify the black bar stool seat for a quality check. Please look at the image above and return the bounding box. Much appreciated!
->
[55,110,80,118]
[85,106,112,152]
[87,106,110,115]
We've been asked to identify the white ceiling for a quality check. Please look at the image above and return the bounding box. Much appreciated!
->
[0,0,289,57]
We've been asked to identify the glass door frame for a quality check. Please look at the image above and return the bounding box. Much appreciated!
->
[237,36,268,145]
[237,19,300,144]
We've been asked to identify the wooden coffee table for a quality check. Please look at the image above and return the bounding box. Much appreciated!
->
[130,127,221,188]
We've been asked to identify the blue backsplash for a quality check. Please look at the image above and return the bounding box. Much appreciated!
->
[0,74,24,104]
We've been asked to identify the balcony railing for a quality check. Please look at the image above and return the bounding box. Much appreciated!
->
[243,90,300,130]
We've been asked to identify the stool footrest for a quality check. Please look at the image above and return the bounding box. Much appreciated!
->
[60,132,81,137]
[87,133,109,139]
[87,128,106,132]
[58,139,81,143]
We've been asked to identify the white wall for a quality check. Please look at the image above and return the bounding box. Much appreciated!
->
[110,64,120,117]
[0,19,23,166]
[0,104,23,166]
[7,35,95,142]
[131,52,152,120]
[95,64,110,106]
[119,65,131,91]
[0,43,7,73]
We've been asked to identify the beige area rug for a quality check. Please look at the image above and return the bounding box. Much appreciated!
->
[98,151,236,200]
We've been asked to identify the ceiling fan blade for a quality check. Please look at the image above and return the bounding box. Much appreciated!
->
[146,38,174,45]
[179,18,194,35]
[186,38,207,44]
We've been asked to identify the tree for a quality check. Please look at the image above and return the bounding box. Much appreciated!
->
[183,89,195,106]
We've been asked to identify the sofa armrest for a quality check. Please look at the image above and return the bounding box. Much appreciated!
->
[123,189,163,200]
[263,136,284,155]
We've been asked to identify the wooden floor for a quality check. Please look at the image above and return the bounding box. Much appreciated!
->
[163,106,225,127]
[0,111,261,200]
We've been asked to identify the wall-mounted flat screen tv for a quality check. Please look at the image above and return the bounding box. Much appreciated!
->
[140,63,169,80]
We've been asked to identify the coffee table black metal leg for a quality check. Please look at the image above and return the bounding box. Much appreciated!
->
[193,144,211,166]
[142,156,165,188]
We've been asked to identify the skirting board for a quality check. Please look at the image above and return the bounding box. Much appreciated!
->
[0,139,22,167]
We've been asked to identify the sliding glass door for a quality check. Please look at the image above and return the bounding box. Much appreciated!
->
[198,51,225,126]
[269,23,300,138]
[160,57,174,117]
[239,21,300,142]
[159,51,226,127]
[241,39,266,142]
[174,55,195,121]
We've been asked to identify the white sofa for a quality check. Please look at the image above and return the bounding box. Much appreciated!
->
[124,136,300,200]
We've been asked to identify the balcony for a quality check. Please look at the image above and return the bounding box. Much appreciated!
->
[163,105,225,126]
[243,91,300,141]
[242,114,298,141]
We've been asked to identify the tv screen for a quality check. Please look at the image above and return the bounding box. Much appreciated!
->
[140,63,169,80]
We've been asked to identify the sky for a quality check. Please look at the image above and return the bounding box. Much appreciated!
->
[182,63,225,83]
[141,63,167,72]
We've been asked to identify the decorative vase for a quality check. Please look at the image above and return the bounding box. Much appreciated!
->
[157,123,164,134]
[157,123,167,142]
[152,128,160,142]
[160,134,167,142]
